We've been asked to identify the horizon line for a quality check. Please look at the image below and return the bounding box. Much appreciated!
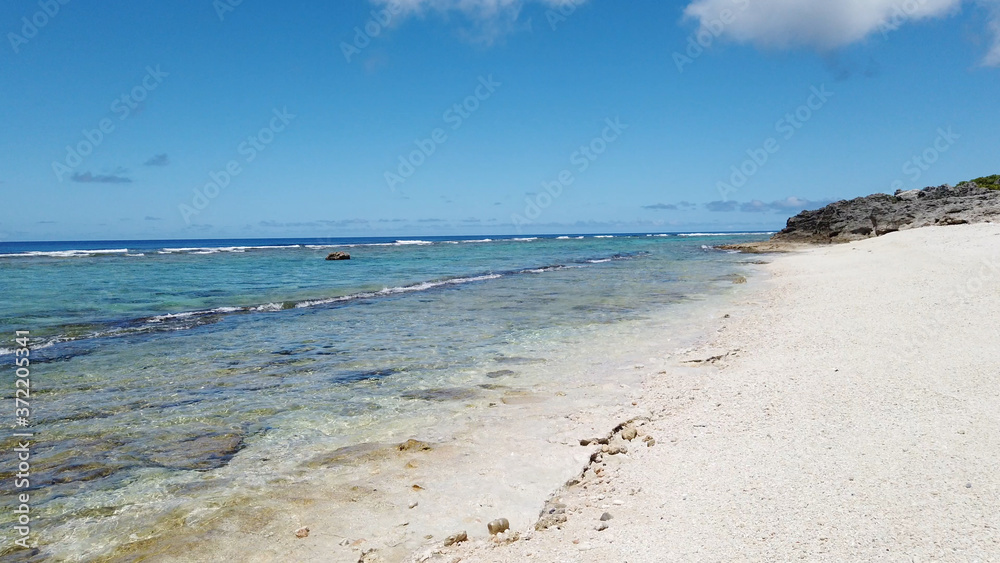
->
[0,230,779,245]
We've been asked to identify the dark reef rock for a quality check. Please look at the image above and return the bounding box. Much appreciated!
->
[772,182,1000,244]
[145,431,245,471]
[326,251,351,260]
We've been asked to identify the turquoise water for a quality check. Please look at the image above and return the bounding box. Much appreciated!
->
[0,233,767,559]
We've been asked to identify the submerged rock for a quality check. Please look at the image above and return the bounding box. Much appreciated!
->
[493,355,546,365]
[46,462,122,485]
[145,431,245,471]
[306,443,382,468]
[400,387,478,401]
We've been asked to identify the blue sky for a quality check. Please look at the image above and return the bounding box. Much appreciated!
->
[1,0,998,241]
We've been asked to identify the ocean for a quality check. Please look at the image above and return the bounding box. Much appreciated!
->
[0,232,768,560]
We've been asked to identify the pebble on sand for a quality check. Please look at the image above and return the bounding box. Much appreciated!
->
[295,527,309,538]
[488,518,510,535]
[444,531,468,546]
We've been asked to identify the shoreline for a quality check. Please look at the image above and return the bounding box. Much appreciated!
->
[96,264,757,562]
[439,223,1000,561]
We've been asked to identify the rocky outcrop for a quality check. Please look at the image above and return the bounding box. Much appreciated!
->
[326,251,350,260]
[772,182,1000,244]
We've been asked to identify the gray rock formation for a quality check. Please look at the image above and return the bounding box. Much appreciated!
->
[325,251,350,260]
[773,182,1000,243]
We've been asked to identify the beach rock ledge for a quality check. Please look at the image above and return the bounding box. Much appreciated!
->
[773,181,1000,244]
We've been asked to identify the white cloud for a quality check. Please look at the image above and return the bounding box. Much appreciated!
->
[385,0,581,14]
[372,0,584,43]
[985,10,1000,65]
[682,0,1000,66]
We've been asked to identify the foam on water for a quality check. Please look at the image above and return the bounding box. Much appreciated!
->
[393,240,434,245]
[0,248,130,258]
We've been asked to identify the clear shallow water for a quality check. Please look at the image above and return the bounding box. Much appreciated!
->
[0,233,768,559]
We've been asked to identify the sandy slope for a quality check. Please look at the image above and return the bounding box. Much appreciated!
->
[433,224,1000,562]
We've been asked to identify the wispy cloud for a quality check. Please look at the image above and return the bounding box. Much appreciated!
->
[145,216,162,221]
[682,0,1000,66]
[740,200,771,213]
[768,196,828,211]
[259,219,371,228]
[985,7,1000,65]
[71,172,133,184]
[144,153,170,166]
[645,198,827,213]
[711,197,831,213]
[370,0,586,43]
[705,200,739,212]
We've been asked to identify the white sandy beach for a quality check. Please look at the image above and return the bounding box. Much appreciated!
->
[117,224,1000,562]
[419,223,1000,562]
